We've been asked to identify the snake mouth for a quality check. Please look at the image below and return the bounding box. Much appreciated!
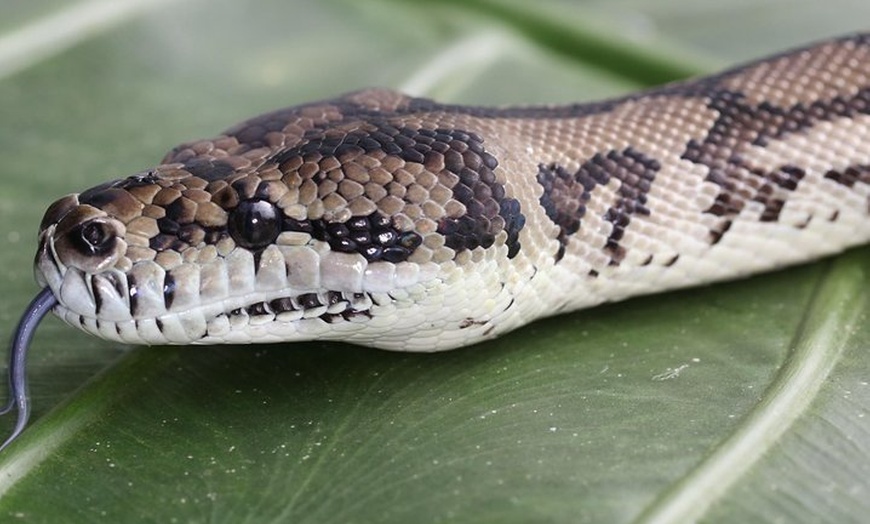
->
[214,290,374,332]
[46,279,378,345]
[43,260,381,344]
[35,223,438,344]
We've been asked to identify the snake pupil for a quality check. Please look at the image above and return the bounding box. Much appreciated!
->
[228,199,281,250]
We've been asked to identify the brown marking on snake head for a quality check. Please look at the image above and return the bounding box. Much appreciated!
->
[267,121,525,261]
[183,159,237,182]
[166,89,438,168]
[78,188,144,224]
[302,211,421,262]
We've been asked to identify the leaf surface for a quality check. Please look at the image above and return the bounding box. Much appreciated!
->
[0,1,868,522]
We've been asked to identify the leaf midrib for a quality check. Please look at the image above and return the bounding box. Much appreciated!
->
[636,252,866,523]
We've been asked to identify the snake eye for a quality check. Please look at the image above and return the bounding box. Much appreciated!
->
[228,199,281,250]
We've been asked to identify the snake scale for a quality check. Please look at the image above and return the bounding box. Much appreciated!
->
[4,33,870,448]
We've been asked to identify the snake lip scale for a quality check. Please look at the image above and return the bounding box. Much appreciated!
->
[4,33,870,449]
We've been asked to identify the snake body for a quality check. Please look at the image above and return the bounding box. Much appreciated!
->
[29,34,870,353]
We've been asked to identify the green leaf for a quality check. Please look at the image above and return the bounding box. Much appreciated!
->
[1,1,869,522]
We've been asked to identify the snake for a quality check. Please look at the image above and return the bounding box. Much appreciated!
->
[4,33,870,450]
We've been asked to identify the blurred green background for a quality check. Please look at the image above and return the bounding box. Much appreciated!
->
[0,0,869,522]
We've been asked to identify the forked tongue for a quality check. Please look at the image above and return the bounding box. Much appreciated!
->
[0,288,57,451]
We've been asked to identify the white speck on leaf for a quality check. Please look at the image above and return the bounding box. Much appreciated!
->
[652,364,690,381]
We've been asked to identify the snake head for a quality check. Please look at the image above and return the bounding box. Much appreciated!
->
[33,91,530,350]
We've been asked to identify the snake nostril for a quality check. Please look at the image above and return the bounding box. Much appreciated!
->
[49,206,127,273]
[79,221,112,254]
